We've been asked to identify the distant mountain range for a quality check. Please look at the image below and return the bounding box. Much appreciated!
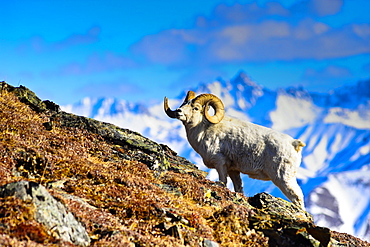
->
[62,72,370,241]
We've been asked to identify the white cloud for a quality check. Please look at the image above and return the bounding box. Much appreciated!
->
[304,65,352,79]
[16,26,101,54]
[352,23,370,38]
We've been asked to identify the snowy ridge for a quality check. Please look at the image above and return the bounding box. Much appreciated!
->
[62,72,370,241]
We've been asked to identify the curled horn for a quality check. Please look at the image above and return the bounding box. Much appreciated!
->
[164,91,197,118]
[164,97,177,118]
[193,94,225,124]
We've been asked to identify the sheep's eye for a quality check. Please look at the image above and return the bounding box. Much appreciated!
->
[193,107,199,111]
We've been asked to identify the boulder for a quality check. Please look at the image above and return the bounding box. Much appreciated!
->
[0,181,90,246]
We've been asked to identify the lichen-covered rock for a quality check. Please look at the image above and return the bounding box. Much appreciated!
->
[248,193,331,247]
[249,192,313,222]
[0,181,90,246]
[0,82,48,113]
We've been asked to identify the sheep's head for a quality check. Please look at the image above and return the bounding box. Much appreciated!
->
[164,91,225,126]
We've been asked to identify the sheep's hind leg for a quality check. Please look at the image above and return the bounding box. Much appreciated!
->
[228,170,243,193]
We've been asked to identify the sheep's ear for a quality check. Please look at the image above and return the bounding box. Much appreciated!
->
[184,91,196,102]
[180,91,197,107]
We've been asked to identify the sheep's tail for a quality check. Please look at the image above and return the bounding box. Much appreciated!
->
[292,139,306,152]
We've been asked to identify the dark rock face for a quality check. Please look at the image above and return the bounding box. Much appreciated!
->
[249,192,313,221]
[0,181,90,246]
[0,81,369,246]
[249,193,330,247]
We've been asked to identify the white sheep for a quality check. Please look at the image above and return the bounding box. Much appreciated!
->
[164,91,306,209]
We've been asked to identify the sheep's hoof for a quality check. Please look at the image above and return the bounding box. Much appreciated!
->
[215,181,226,187]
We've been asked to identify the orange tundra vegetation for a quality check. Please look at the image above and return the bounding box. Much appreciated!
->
[0,81,368,247]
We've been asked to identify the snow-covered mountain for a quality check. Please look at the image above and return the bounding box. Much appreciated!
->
[62,72,370,241]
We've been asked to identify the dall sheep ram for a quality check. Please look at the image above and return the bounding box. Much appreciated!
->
[164,91,306,209]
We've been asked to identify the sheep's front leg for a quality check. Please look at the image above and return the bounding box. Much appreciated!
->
[273,177,305,210]
[215,164,228,187]
[229,170,243,193]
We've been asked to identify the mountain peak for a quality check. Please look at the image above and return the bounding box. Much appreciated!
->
[62,96,150,118]
[279,86,312,99]
[311,79,370,109]
[233,70,262,89]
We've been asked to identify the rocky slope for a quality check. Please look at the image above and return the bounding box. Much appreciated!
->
[0,81,369,246]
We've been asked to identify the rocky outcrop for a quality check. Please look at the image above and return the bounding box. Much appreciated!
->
[0,181,90,246]
[0,81,369,246]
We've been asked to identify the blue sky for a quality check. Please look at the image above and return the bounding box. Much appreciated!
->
[1,0,370,105]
